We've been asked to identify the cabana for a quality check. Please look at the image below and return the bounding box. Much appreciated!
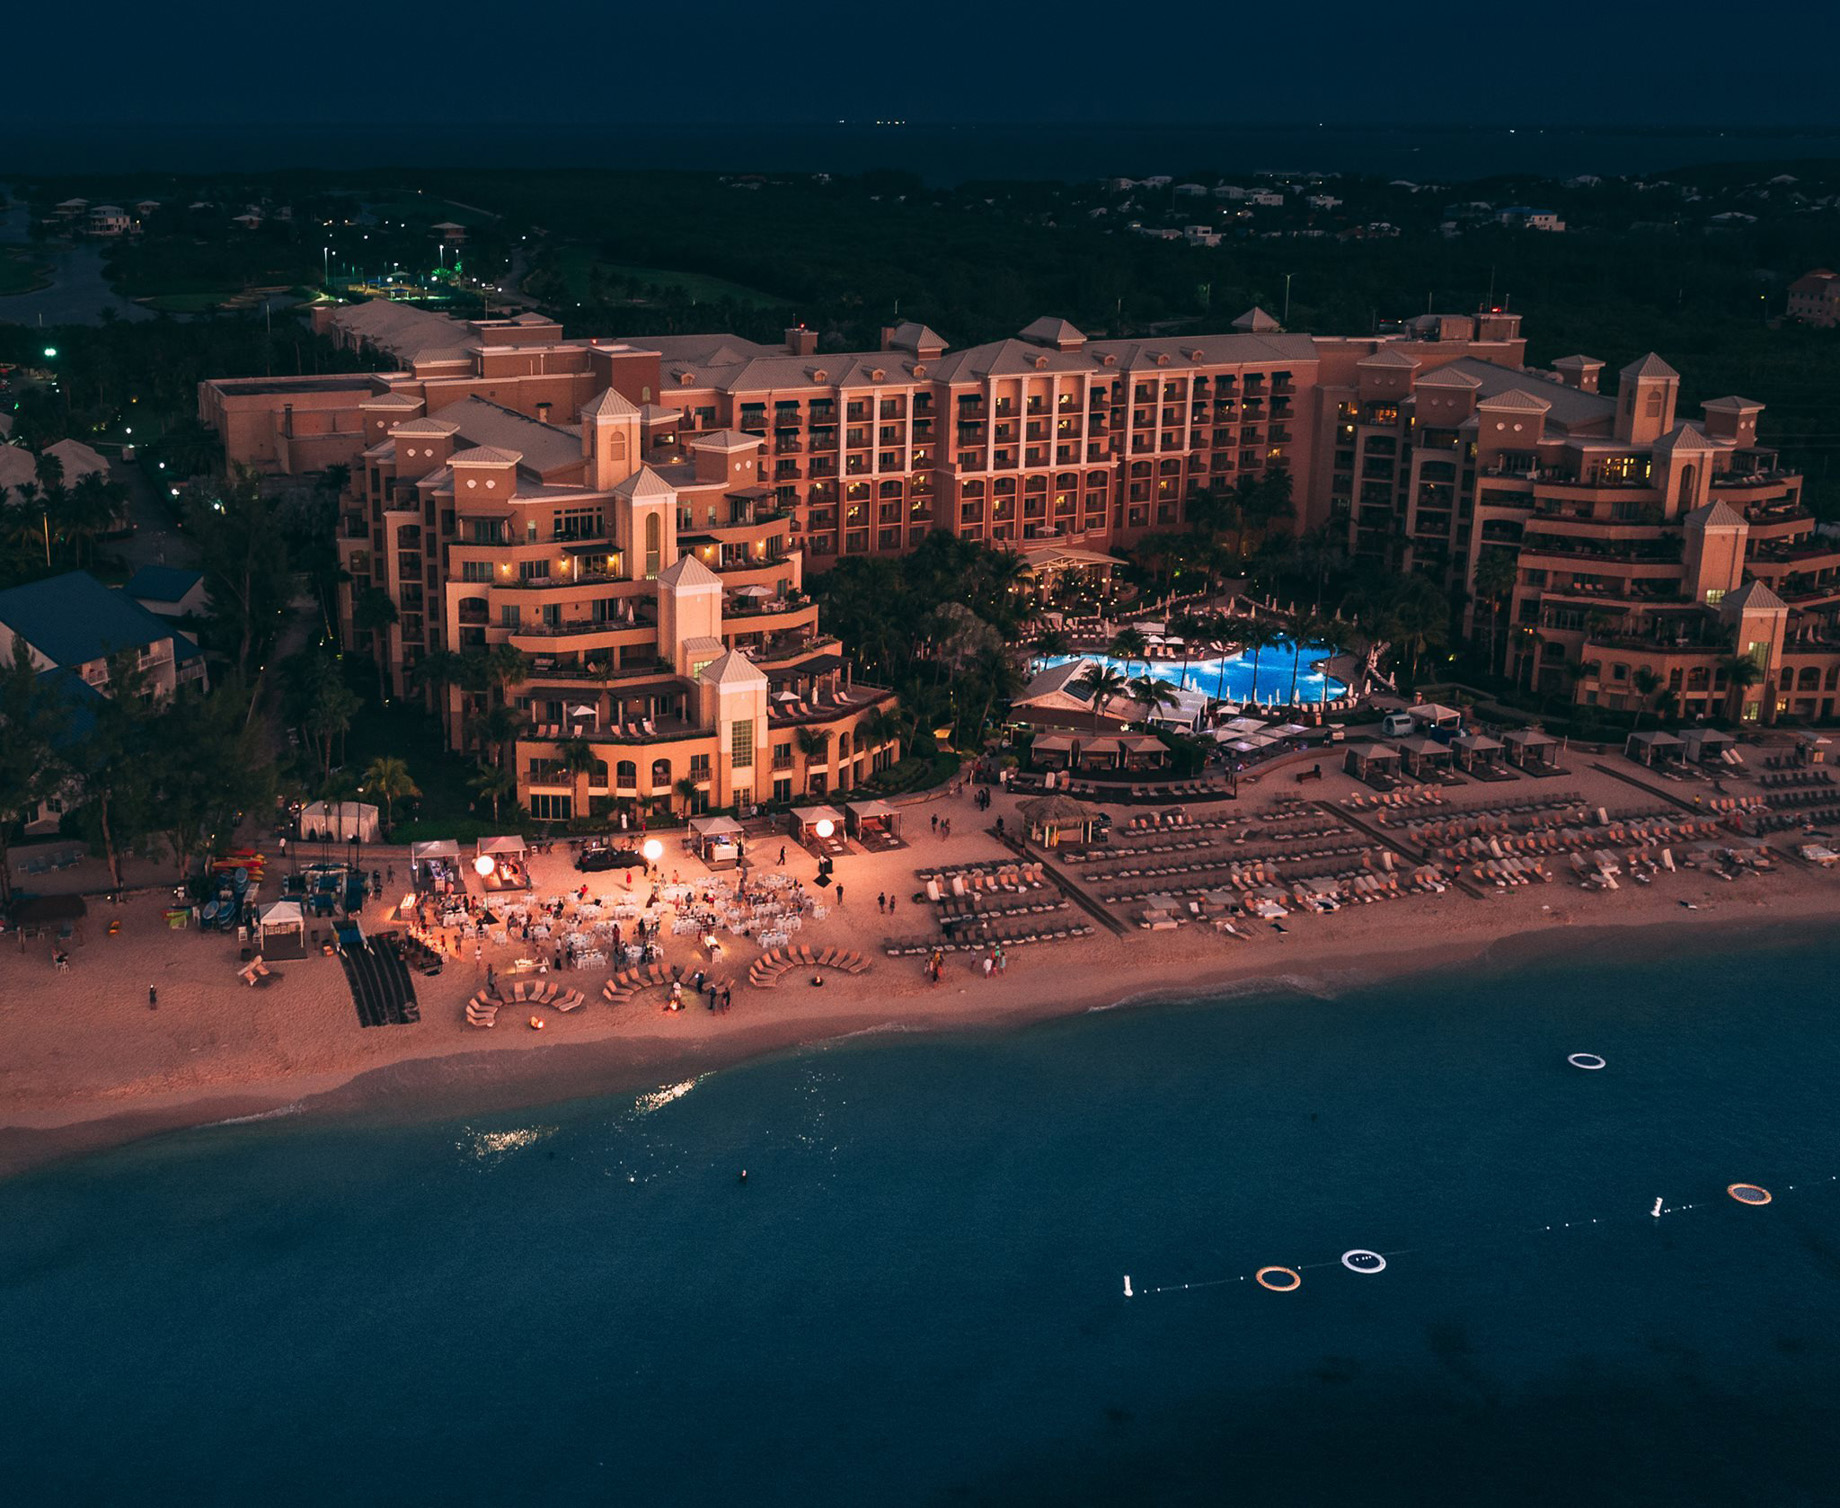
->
[789,804,847,847]
[299,800,380,843]
[409,838,463,896]
[1019,794,1099,848]
[1393,735,1456,779]
[1452,731,1506,773]
[1115,733,1171,772]
[1030,732,1078,770]
[1624,730,1683,767]
[1503,728,1560,771]
[256,899,307,957]
[473,834,530,890]
[845,798,903,843]
[1344,743,1402,787]
[687,815,744,868]
[1407,702,1464,733]
[1680,727,1737,765]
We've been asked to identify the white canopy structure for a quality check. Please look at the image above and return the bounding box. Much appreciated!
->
[299,800,380,843]
[477,835,527,857]
[256,900,307,955]
[846,798,902,838]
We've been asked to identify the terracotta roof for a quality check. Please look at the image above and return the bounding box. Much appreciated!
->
[698,648,768,687]
[580,388,639,420]
[1476,388,1552,413]
[1685,499,1746,529]
[451,445,522,465]
[611,465,676,503]
[1721,580,1786,613]
[1620,352,1680,381]
[656,553,723,589]
[1230,307,1281,332]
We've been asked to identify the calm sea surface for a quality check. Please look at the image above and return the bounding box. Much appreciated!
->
[2,930,1838,1505]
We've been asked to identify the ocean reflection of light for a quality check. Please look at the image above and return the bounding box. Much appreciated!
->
[460,1125,559,1163]
[634,1078,702,1115]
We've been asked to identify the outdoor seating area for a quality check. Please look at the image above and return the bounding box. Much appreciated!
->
[845,799,905,851]
[465,979,585,1026]
[892,858,1096,955]
[1057,793,1443,924]
[602,962,739,1004]
[748,945,871,987]
[1502,728,1566,776]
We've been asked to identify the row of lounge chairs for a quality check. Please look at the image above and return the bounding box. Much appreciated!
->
[749,945,870,987]
[600,962,720,1005]
[508,979,585,1010]
[933,895,1069,922]
[1429,817,1723,866]
[465,994,500,1026]
[1756,805,1840,834]
[885,922,1096,956]
[1759,770,1833,789]
[1340,786,1452,812]
[922,864,1048,899]
[1089,844,1366,890]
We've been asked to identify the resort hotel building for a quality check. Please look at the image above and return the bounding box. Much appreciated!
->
[199,302,1840,736]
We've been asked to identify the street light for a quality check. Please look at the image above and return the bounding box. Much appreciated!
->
[42,346,57,359]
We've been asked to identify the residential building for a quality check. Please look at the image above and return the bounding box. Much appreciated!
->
[1787,269,1840,328]
[0,571,208,699]
[125,565,209,620]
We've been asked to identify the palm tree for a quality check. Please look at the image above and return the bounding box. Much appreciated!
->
[1631,666,1662,730]
[673,774,701,816]
[352,587,400,704]
[1721,654,1763,724]
[1240,621,1281,706]
[1108,626,1148,676]
[795,724,834,786]
[1287,611,1332,708]
[1032,626,1072,661]
[469,761,516,823]
[466,702,527,768]
[860,707,902,772]
[1128,674,1182,727]
[1471,548,1520,670]
[361,755,420,833]
[1070,662,1129,735]
[558,736,597,817]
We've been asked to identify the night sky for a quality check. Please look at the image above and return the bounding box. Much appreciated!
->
[7,1,1830,128]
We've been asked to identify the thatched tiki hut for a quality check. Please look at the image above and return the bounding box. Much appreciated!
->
[1019,795,1099,847]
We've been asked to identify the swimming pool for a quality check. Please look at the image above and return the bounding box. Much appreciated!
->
[1034,639,1346,706]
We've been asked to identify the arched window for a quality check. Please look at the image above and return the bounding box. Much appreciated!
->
[651,757,672,787]
[644,513,662,578]
[616,760,637,787]
[1678,464,1696,506]
[1645,391,1663,418]
[837,732,851,759]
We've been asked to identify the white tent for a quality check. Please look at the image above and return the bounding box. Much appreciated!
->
[256,899,307,956]
[299,800,380,843]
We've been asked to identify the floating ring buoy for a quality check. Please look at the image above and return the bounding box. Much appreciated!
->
[1727,1183,1771,1206]
[1341,1250,1386,1274]
[1255,1265,1302,1292]
[1567,1053,1606,1070]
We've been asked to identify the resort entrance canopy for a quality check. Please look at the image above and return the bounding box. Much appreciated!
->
[256,899,307,956]
[1625,730,1684,765]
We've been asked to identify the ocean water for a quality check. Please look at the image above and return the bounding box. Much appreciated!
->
[2,930,1838,1505]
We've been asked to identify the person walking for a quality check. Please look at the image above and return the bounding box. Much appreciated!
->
[778,845,787,867]
[877,891,887,914]
[721,983,732,1012]
[834,882,844,906]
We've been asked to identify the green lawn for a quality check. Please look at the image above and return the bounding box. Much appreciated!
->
[141,291,242,313]
[555,245,787,309]
[0,249,50,295]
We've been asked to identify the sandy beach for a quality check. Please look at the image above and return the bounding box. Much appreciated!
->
[4,761,1836,1179]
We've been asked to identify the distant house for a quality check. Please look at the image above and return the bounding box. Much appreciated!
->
[52,197,88,220]
[1498,206,1565,232]
[124,564,208,620]
[133,199,162,218]
[85,204,131,237]
[232,212,263,230]
[430,219,468,242]
[0,571,207,701]
[1788,269,1840,328]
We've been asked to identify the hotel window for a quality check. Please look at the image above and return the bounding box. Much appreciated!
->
[528,794,571,821]
[644,514,661,578]
[1704,588,1725,607]
[461,560,491,582]
[773,777,792,804]
[689,753,712,783]
[731,719,754,770]
[551,507,603,541]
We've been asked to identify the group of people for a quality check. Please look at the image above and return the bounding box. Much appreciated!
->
[929,814,954,839]
[666,972,734,1013]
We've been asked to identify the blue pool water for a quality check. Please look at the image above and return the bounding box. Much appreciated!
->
[1036,640,1345,705]
[2,929,1837,1505]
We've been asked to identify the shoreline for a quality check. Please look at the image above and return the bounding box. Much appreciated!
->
[4,897,1826,1183]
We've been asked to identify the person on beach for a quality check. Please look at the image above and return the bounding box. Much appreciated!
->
[721,984,732,1012]
[982,952,993,979]
[877,892,887,914]
[931,813,938,834]
[835,883,844,906]
[778,845,787,867]
[148,986,158,1008]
